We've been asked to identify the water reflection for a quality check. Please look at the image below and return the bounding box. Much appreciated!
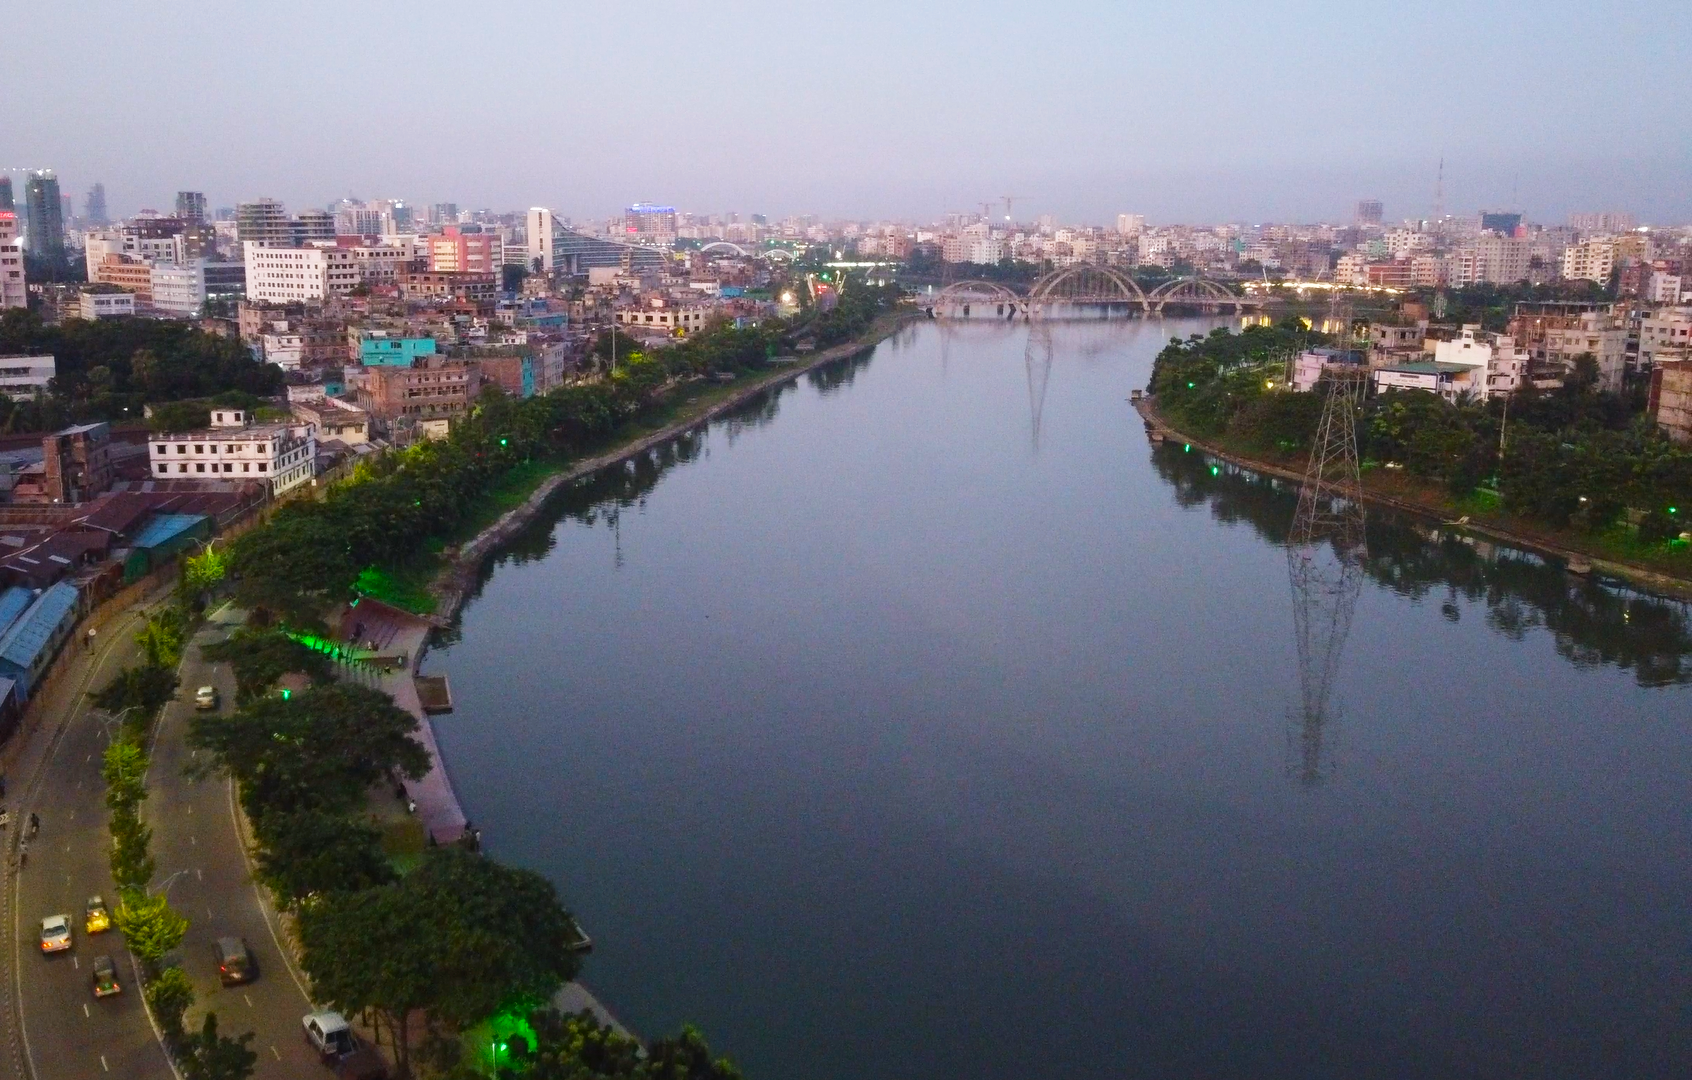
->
[1152,442,1692,688]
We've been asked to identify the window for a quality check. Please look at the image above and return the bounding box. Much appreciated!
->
[156,463,168,474]
[195,463,205,472]
[178,464,187,473]
[257,463,266,472]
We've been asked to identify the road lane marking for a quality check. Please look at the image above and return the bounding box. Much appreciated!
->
[243,993,252,1007]
[271,1045,281,1060]
[196,868,203,881]
[186,805,193,815]
[100,1054,109,1071]
[67,810,74,821]
[85,754,91,763]
[207,907,214,918]
[73,955,79,969]
[83,1003,89,1017]
[190,835,196,846]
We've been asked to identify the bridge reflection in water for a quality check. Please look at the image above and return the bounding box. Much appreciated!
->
[923,264,1266,320]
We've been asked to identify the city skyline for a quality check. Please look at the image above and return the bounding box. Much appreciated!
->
[8,1,1689,224]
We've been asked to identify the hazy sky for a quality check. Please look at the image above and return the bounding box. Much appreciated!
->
[10,1,1690,226]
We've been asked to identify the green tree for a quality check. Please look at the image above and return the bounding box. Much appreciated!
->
[109,808,156,890]
[250,807,395,905]
[189,683,429,818]
[299,848,582,1076]
[101,738,149,810]
[136,606,189,669]
[180,1012,257,1080]
[146,965,196,1046]
[201,629,333,705]
[115,890,188,965]
[93,666,179,730]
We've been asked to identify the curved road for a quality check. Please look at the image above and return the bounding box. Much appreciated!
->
[10,598,175,1080]
[145,609,321,1079]
[6,602,324,1080]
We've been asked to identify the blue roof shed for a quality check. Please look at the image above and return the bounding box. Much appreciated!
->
[0,581,82,699]
[0,587,36,640]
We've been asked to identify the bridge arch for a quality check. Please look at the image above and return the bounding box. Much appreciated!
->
[699,241,749,256]
[926,280,1023,320]
[760,248,798,262]
[1027,264,1148,315]
[1148,276,1250,314]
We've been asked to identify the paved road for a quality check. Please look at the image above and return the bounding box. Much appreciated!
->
[146,610,321,1079]
[12,600,175,1080]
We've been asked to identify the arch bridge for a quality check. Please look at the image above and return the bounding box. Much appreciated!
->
[926,265,1263,319]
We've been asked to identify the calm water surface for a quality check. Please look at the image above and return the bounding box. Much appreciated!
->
[427,320,1692,1079]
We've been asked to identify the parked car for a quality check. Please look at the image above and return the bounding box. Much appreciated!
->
[91,955,121,998]
[304,1011,355,1059]
[304,1012,386,1079]
[39,915,71,953]
[85,896,110,934]
[194,686,219,711]
[216,936,255,985]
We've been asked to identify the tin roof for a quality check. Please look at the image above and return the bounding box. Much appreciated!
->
[0,582,80,671]
[129,513,209,550]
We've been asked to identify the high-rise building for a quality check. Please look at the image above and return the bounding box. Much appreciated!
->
[527,208,555,273]
[0,176,12,211]
[1568,211,1635,233]
[624,203,677,240]
[1479,211,1522,236]
[293,209,335,243]
[1355,200,1383,226]
[1116,213,1145,236]
[175,191,207,223]
[237,199,292,245]
[432,203,459,224]
[84,183,109,226]
[0,210,26,310]
[24,171,65,258]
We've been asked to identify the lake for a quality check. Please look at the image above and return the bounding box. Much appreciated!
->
[426,318,1692,1079]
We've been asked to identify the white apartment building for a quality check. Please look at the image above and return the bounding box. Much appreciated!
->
[527,208,555,273]
[1561,238,1615,284]
[1543,311,1628,390]
[1384,228,1432,259]
[0,355,55,399]
[80,289,135,319]
[1639,308,1692,367]
[1648,272,1684,305]
[0,212,24,310]
[1115,214,1145,236]
[148,408,317,496]
[347,243,410,286]
[615,303,711,335]
[1335,252,1369,286]
[1431,326,1528,399]
[244,242,360,302]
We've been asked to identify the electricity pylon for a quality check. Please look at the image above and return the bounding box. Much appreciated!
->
[1023,321,1053,451]
[1285,316,1368,787]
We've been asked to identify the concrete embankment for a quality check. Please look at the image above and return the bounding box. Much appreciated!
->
[1134,395,1692,601]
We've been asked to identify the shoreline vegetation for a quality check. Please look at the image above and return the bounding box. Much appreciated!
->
[1142,322,1692,599]
[166,281,909,1079]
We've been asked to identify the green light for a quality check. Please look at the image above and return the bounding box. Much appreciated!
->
[1670,507,1679,515]
[499,437,508,446]
[280,689,291,701]
[1210,465,1220,476]
[1183,443,1190,452]
[1187,382,1195,389]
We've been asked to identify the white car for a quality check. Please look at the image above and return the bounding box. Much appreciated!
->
[303,1011,354,1059]
[40,914,71,953]
[194,686,219,711]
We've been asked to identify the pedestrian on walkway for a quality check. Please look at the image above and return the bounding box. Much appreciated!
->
[27,812,38,836]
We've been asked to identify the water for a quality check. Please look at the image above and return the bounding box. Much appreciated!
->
[426,320,1692,1079]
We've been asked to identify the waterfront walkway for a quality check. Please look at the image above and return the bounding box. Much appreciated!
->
[333,598,469,845]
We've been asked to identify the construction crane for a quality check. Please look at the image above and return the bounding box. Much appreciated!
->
[979,201,996,223]
[1000,195,1028,222]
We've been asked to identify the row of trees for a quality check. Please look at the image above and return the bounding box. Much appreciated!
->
[231,278,901,625]
[92,594,258,1079]
[1149,324,1692,536]
[0,308,283,429]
